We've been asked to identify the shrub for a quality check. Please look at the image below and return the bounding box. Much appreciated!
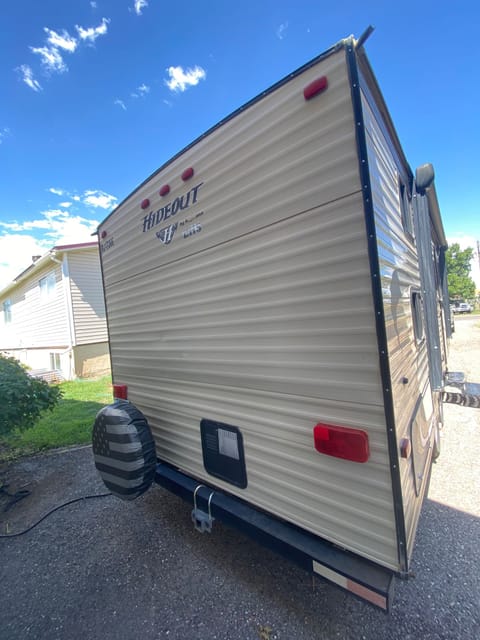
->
[0,355,63,437]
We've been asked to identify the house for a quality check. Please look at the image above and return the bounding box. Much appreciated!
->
[0,242,110,380]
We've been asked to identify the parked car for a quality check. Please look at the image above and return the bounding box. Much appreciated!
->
[453,302,472,314]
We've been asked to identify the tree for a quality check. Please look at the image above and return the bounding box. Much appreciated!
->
[0,355,62,438]
[445,243,476,300]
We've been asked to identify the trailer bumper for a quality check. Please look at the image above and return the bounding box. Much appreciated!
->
[154,461,395,610]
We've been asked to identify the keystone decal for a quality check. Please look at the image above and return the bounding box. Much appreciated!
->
[156,223,178,245]
[142,182,203,233]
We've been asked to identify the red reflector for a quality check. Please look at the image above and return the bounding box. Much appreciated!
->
[303,76,328,100]
[181,167,194,181]
[141,198,150,210]
[101,230,107,239]
[313,424,369,463]
[113,384,128,400]
[159,184,170,197]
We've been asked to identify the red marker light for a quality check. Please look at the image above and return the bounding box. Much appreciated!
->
[313,423,369,463]
[141,198,150,210]
[159,184,170,197]
[101,230,107,239]
[181,167,194,181]
[304,76,328,101]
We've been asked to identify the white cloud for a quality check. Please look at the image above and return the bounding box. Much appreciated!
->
[114,99,127,111]
[0,127,11,144]
[17,65,42,92]
[44,28,78,53]
[49,187,117,210]
[165,65,206,92]
[0,219,52,232]
[31,45,68,73]
[76,17,110,42]
[45,213,99,242]
[0,234,49,290]
[91,1,97,8]
[83,190,117,209]
[0,211,101,289]
[131,83,150,98]
[18,18,110,90]
[133,1,148,15]
[42,209,66,221]
[0,185,116,288]
[276,22,289,40]
[30,28,78,75]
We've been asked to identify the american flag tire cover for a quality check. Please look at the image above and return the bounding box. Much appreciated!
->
[92,400,157,500]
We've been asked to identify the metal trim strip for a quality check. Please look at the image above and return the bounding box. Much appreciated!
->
[344,43,409,575]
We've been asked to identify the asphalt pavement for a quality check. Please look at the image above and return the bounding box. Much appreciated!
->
[1,317,479,640]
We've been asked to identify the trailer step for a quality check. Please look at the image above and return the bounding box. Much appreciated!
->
[154,462,395,610]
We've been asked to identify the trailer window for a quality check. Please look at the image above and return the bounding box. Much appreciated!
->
[399,180,414,240]
[411,291,425,344]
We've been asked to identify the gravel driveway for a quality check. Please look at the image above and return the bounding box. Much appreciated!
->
[1,316,479,640]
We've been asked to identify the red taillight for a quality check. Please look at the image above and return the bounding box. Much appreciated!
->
[141,198,150,210]
[313,423,369,463]
[159,184,170,197]
[303,76,328,100]
[113,384,128,400]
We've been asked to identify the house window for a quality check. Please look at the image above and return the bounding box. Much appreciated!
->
[39,272,56,300]
[50,352,61,370]
[3,299,12,323]
[399,179,414,240]
[411,290,425,345]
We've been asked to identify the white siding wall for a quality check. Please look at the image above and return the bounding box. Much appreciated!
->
[100,49,400,570]
[68,248,108,345]
[0,263,69,352]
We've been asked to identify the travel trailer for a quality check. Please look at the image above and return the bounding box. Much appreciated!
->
[92,30,477,609]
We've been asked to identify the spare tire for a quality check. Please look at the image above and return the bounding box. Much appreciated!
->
[92,400,156,500]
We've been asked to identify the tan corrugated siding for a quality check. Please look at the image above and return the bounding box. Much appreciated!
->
[68,248,108,345]
[361,89,432,559]
[101,48,399,570]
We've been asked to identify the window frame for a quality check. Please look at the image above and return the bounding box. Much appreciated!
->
[3,298,12,324]
[39,272,57,301]
[50,352,61,370]
[411,289,425,346]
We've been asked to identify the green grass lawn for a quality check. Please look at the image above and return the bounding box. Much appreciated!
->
[1,375,113,461]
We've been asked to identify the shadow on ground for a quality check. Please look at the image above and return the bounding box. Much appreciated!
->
[0,446,479,640]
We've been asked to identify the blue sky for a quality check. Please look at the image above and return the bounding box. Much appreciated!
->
[1,0,479,288]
